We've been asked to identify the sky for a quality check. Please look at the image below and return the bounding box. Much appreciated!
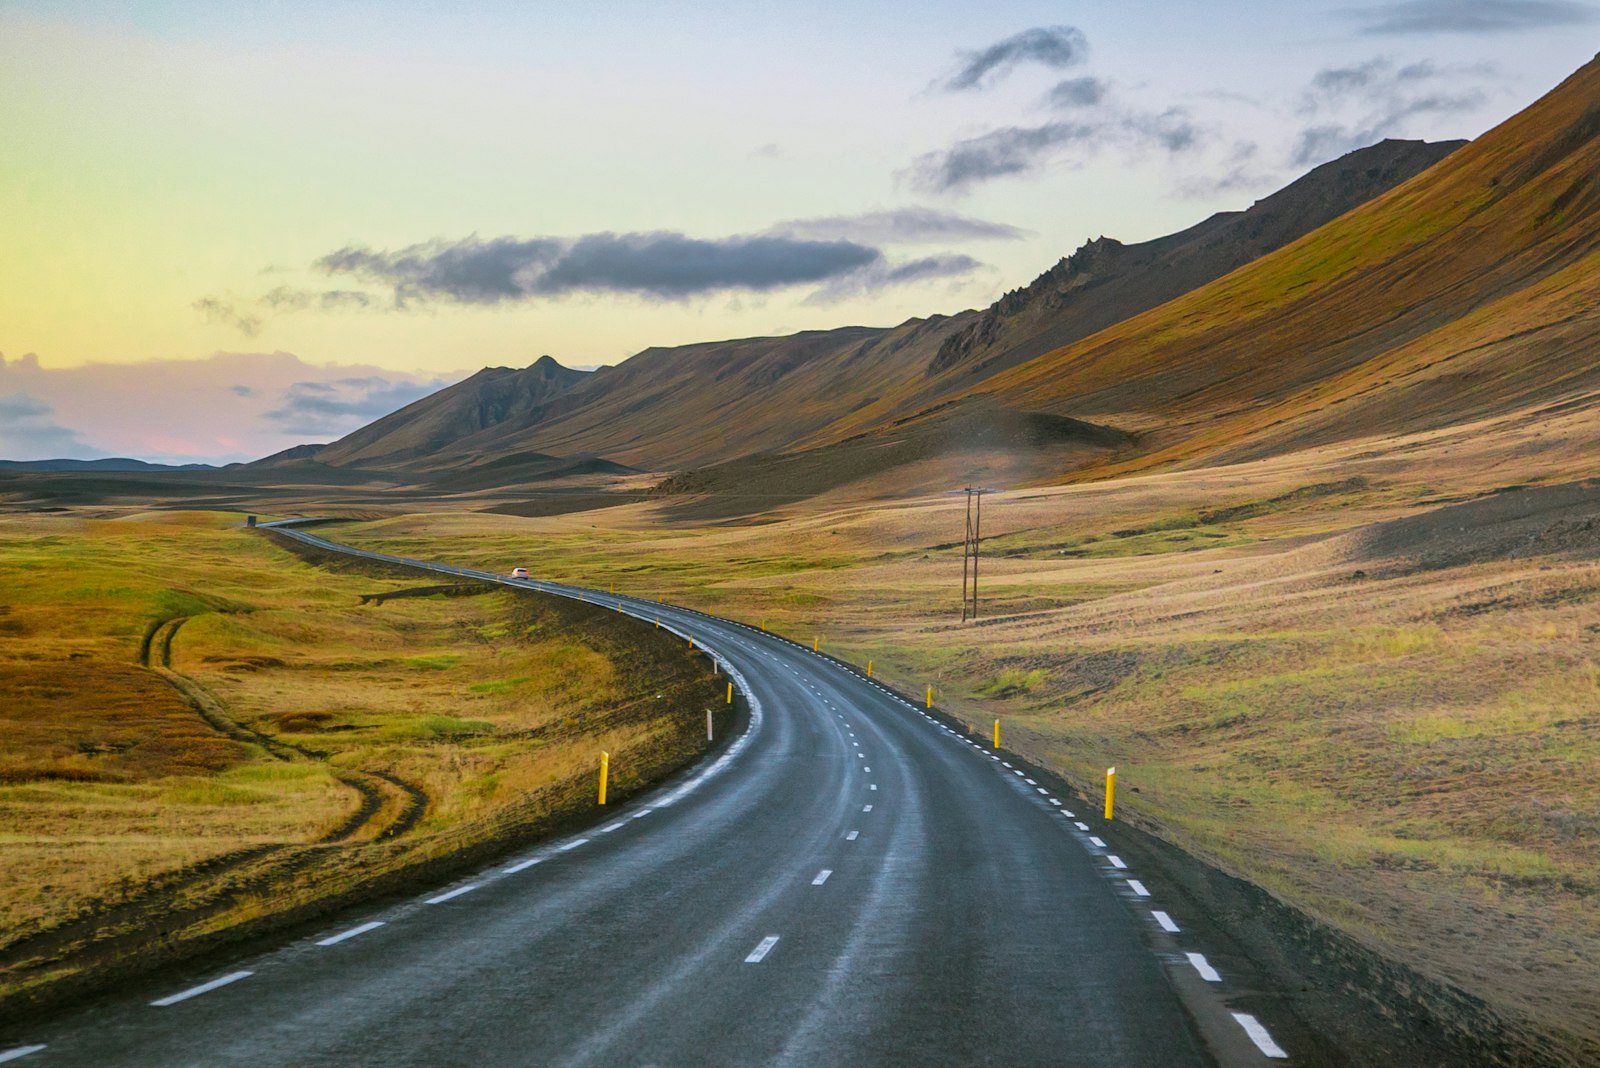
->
[3,0,1597,463]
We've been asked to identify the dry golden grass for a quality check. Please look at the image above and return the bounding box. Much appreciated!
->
[0,511,722,1007]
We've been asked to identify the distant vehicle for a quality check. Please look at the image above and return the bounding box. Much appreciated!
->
[510,567,530,578]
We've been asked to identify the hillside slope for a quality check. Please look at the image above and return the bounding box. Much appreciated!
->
[967,56,1600,476]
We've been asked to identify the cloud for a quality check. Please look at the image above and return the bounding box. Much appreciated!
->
[262,375,449,436]
[0,390,102,460]
[0,350,468,464]
[906,107,1202,194]
[258,286,377,311]
[804,254,984,304]
[317,231,889,303]
[192,296,262,337]
[937,26,1089,92]
[1345,0,1598,35]
[1045,77,1110,109]
[908,122,1099,193]
[770,207,1030,244]
[1291,57,1486,165]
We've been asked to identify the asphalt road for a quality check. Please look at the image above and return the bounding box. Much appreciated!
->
[4,524,1295,1066]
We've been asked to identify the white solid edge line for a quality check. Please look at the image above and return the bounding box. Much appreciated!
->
[1127,879,1151,897]
[150,970,254,1006]
[504,857,542,874]
[0,1046,46,1063]
[813,869,832,885]
[1153,910,1181,933]
[745,935,781,963]
[1186,952,1222,982]
[315,921,385,946]
[1232,1013,1290,1059]
[1108,855,1128,869]
[426,884,479,905]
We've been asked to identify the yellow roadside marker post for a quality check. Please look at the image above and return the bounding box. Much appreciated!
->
[688,636,694,650]
[1105,767,1117,820]
[926,686,933,709]
[867,660,873,678]
[727,682,734,704]
[993,719,1001,749]
[655,616,660,628]
[598,752,610,806]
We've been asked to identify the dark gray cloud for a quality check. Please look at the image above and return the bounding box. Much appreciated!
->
[1346,0,1597,35]
[938,26,1088,91]
[262,376,451,437]
[804,254,983,305]
[0,392,101,460]
[229,384,256,397]
[771,207,1029,244]
[318,232,884,303]
[1291,57,1485,165]
[1046,76,1110,109]
[907,108,1202,194]
[192,296,262,337]
[908,122,1099,193]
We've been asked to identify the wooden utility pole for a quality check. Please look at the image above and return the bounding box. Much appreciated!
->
[952,487,995,621]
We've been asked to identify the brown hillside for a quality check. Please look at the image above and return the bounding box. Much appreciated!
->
[967,56,1600,477]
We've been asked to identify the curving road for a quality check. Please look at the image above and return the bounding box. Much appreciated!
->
[3,523,1296,1066]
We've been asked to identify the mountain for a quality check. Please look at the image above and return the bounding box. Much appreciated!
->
[0,457,216,472]
[926,139,1464,380]
[959,55,1600,476]
[297,355,591,470]
[303,137,1461,491]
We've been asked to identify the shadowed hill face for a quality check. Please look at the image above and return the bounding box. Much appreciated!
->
[968,56,1600,475]
[310,355,590,470]
[417,317,976,472]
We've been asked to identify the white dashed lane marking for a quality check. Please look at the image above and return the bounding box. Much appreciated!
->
[426,885,478,905]
[503,857,542,874]
[1186,953,1222,982]
[316,922,385,946]
[0,1047,47,1063]
[1152,910,1180,933]
[813,869,832,885]
[863,804,873,811]
[1233,1013,1290,1059]
[845,830,860,841]
[745,936,781,963]
[1127,880,1151,897]
[150,970,254,1006]
[1108,856,1127,869]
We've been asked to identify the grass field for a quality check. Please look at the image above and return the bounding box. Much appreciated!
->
[331,408,1600,1051]
[0,511,724,1011]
